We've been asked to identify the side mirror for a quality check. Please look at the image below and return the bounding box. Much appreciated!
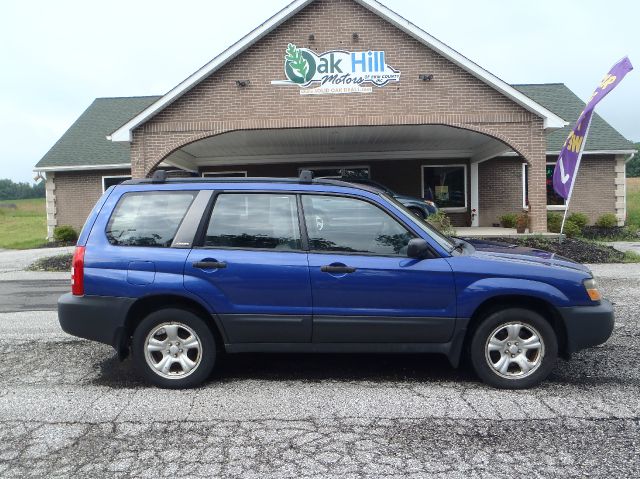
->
[407,238,430,259]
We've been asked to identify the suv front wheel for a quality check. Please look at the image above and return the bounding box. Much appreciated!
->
[132,308,217,388]
[470,308,558,389]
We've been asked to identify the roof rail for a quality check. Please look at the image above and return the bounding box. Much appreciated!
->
[151,170,167,183]
[299,169,313,183]
[120,172,380,193]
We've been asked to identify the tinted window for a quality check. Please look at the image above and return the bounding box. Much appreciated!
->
[302,195,414,255]
[106,191,196,247]
[205,193,301,250]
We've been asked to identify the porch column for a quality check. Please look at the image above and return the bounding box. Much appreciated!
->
[45,173,57,240]
[526,149,547,233]
[470,162,479,227]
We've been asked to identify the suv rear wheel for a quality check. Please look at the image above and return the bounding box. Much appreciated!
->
[132,308,217,388]
[470,308,557,389]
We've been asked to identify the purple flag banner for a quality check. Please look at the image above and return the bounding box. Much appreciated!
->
[553,56,633,199]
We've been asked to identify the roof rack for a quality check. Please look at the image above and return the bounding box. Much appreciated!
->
[120,169,380,193]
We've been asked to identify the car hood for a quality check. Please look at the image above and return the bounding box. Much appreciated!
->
[463,238,591,274]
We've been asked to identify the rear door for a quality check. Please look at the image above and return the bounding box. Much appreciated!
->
[301,194,456,343]
[184,192,312,343]
[84,189,199,298]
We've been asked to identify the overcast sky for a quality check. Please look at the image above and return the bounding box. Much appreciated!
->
[1,0,638,183]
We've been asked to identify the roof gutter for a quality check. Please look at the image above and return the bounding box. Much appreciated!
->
[33,163,131,173]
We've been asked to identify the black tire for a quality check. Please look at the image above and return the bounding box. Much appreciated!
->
[132,308,217,389]
[469,308,557,389]
[409,207,426,220]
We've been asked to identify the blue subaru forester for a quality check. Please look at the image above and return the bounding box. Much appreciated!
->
[58,171,614,389]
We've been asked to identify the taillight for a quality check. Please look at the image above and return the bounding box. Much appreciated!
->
[71,246,86,296]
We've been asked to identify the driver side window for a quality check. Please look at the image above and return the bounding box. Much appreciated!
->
[301,195,415,256]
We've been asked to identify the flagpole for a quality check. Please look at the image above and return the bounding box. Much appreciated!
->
[559,117,593,243]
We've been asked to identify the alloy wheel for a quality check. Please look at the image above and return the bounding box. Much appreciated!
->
[144,322,203,379]
[484,321,545,379]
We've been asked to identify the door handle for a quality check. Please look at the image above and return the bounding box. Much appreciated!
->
[193,261,227,269]
[321,265,357,273]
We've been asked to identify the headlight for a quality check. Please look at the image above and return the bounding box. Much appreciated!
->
[583,278,602,301]
[423,200,435,207]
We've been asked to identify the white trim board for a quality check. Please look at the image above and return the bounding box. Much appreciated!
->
[34,163,131,172]
[502,149,636,158]
[195,149,474,167]
[108,0,566,142]
[545,149,637,156]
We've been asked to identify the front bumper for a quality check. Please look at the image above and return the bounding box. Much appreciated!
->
[558,299,614,355]
[58,293,135,350]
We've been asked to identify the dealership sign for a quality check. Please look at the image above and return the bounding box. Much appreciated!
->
[271,43,401,94]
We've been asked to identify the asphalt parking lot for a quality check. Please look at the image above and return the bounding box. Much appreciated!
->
[0,264,639,478]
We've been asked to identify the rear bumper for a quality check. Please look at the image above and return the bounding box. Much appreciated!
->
[558,299,614,355]
[58,293,135,350]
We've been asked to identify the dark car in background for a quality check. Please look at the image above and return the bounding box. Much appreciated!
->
[339,177,438,219]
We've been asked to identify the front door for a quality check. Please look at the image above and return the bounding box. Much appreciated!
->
[301,194,456,343]
[184,192,312,343]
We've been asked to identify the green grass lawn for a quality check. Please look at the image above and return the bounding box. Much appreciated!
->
[627,178,640,228]
[0,198,47,249]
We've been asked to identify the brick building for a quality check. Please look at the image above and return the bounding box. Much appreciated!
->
[35,0,636,238]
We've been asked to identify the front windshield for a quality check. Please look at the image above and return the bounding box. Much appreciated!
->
[381,193,456,252]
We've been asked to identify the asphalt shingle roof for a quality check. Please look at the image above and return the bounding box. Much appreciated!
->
[36,84,634,169]
[35,96,160,169]
[514,83,635,152]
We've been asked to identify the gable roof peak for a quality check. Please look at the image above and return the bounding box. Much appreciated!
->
[109,0,567,142]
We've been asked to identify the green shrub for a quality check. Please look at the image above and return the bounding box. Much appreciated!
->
[623,225,640,239]
[567,212,588,229]
[499,213,518,229]
[623,250,640,263]
[547,212,563,233]
[53,225,78,243]
[427,211,455,236]
[562,220,581,238]
[595,213,618,228]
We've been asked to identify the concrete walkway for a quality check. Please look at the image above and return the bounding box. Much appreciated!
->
[607,241,640,255]
[0,246,74,273]
[456,227,559,238]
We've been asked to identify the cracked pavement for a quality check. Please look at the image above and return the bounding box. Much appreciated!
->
[0,264,639,477]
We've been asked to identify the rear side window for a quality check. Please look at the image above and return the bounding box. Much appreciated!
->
[106,191,196,247]
[205,193,301,250]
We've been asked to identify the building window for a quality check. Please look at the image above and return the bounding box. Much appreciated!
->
[102,175,131,192]
[202,171,247,178]
[422,164,467,210]
[522,163,567,210]
[299,166,369,179]
[545,163,566,208]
